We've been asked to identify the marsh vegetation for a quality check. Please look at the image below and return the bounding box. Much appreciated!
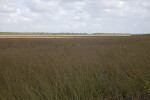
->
[0,36,150,100]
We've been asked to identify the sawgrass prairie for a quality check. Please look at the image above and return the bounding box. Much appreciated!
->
[0,35,150,100]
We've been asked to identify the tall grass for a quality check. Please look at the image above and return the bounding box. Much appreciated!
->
[0,36,150,100]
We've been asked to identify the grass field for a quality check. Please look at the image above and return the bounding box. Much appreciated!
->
[0,32,130,35]
[0,35,150,100]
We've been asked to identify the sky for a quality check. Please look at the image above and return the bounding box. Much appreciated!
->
[0,0,150,33]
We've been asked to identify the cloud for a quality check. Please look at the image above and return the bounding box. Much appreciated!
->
[0,0,150,33]
[0,0,16,13]
[24,0,60,13]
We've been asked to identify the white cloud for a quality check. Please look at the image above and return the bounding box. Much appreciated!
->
[0,0,150,33]
[0,4,16,13]
[101,0,125,8]
[0,0,16,13]
[24,0,60,13]
[142,1,150,7]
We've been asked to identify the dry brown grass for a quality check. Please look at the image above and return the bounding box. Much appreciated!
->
[0,36,150,100]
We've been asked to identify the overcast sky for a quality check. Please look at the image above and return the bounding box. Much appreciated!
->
[0,0,150,33]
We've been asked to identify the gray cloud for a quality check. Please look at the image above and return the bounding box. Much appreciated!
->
[0,0,150,33]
